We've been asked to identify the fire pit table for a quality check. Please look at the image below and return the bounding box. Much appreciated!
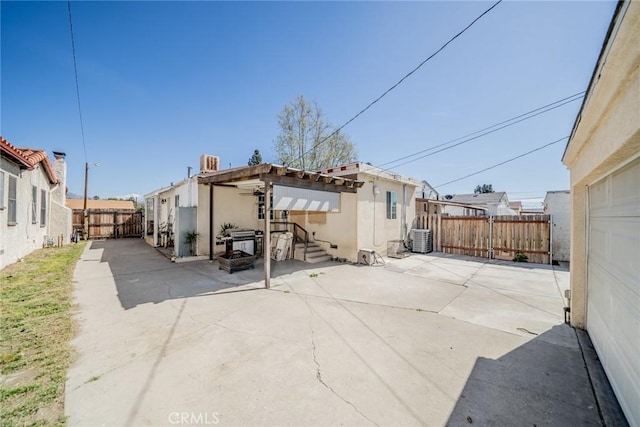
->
[218,250,256,274]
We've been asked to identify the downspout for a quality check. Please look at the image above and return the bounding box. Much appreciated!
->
[549,213,553,265]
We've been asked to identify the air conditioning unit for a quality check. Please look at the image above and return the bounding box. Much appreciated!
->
[411,229,433,253]
[358,249,375,265]
[200,154,219,173]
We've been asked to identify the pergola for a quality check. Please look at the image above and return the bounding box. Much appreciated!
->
[198,163,364,288]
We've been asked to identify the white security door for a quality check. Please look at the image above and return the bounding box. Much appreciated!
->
[587,158,640,427]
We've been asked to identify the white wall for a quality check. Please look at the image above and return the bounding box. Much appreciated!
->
[544,191,570,262]
[0,158,54,269]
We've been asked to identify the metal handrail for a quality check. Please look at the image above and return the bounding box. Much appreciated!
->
[271,221,309,261]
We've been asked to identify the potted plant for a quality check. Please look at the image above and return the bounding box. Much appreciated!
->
[217,223,237,239]
[184,230,199,256]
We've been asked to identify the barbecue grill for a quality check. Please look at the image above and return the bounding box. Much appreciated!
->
[227,230,256,255]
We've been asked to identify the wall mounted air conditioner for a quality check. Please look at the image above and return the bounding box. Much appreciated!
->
[411,229,433,253]
[358,249,375,265]
[200,154,219,173]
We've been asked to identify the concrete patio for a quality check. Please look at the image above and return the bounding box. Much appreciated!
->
[65,239,618,426]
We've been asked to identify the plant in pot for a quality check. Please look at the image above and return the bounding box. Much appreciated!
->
[217,223,237,239]
[184,230,199,256]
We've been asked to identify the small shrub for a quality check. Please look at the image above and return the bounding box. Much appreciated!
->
[513,252,528,262]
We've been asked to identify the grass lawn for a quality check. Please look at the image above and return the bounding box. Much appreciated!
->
[1,242,86,426]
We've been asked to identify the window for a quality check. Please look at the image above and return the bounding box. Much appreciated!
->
[8,176,17,224]
[40,189,46,226]
[386,191,397,219]
[0,172,4,209]
[32,186,38,223]
[175,195,180,208]
[257,194,274,220]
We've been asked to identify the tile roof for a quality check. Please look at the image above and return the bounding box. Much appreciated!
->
[1,136,32,168]
[0,136,58,184]
[449,192,507,205]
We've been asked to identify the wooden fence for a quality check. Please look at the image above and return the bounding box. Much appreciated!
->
[72,210,144,239]
[416,212,552,264]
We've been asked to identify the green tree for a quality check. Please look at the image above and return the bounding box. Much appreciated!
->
[474,184,494,194]
[248,149,263,166]
[274,95,357,171]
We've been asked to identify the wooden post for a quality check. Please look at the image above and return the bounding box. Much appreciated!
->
[436,208,442,252]
[264,178,271,289]
[209,184,214,261]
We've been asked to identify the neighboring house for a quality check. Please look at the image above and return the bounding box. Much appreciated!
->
[66,199,136,211]
[561,2,639,426]
[442,192,516,216]
[509,201,522,215]
[543,190,570,262]
[0,137,72,269]
[519,207,545,215]
[145,157,435,262]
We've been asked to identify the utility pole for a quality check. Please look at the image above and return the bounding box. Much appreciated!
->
[83,162,88,238]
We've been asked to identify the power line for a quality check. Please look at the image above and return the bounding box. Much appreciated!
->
[434,136,568,188]
[67,0,88,162]
[291,0,503,167]
[378,91,584,168]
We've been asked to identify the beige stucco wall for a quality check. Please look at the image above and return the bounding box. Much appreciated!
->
[356,175,417,257]
[288,192,359,261]
[0,159,54,269]
[208,185,263,256]
[562,1,640,328]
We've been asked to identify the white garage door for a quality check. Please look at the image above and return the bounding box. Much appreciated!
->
[588,158,640,427]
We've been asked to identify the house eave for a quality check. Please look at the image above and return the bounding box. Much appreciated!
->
[562,0,629,165]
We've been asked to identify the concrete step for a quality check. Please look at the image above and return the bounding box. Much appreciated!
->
[295,241,332,263]
[305,254,333,264]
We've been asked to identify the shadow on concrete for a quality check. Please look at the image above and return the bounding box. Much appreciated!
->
[446,324,624,426]
[89,239,324,310]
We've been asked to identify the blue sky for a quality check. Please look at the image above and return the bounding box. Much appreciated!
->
[1,1,617,206]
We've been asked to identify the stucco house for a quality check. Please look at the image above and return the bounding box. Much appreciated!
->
[508,201,523,215]
[144,157,435,263]
[0,137,73,269]
[442,192,516,216]
[561,1,639,425]
[317,162,437,258]
[543,190,570,263]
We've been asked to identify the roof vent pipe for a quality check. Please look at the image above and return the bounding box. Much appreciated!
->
[187,166,192,179]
